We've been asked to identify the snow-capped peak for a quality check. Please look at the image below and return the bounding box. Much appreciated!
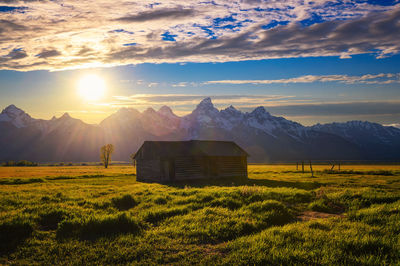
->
[158,106,177,118]
[0,104,34,128]
[251,106,270,117]
[195,97,215,111]
[3,104,24,116]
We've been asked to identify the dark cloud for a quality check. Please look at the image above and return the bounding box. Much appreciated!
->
[0,19,26,34]
[36,49,61,58]
[105,7,400,64]
[0,49,28,63]
[116,7,196,22]
[75,46,94,56]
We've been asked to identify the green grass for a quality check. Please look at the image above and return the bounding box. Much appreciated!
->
[0,165,399,264]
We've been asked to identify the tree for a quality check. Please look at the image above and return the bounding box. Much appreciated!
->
[100,144,114,168]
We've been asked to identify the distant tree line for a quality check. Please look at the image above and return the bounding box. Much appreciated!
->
[1,160,38,167]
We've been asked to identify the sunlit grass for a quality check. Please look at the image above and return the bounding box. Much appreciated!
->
[0,164,399,264]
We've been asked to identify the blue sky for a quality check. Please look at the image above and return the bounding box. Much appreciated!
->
[0,0,399,125]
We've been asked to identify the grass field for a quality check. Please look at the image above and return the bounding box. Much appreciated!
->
[1,164,399,265]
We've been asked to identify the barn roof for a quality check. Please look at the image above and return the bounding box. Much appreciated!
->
[133,140,249,160]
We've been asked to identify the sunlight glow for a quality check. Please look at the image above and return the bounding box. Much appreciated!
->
[77,74,106,101]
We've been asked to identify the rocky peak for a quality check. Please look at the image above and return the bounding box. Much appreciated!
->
[221,105,243,119]
[192,97,219,116]
[0,104,34,128]
[60,112,71,119]
[158,106,177,118]
[2,104,25,117]
[196,97,214,110]
[116,107,140,116]
[250,106,271,120]
[143,107,156,114]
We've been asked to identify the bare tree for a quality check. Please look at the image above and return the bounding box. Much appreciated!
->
[100,144,114,168]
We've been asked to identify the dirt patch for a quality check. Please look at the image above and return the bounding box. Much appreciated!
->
[298,211,344,221]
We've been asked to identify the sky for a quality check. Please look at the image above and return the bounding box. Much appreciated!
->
[0,0,399,126]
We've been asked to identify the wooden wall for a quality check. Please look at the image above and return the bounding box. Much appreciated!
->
[174,156,247,180]
[175,157,205,180]
[136,159,162,182]
[137,156,248,182]
[216,156,247,178]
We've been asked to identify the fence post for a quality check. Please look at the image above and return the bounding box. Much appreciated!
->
[309,160,314,177]
[302,161,304,173]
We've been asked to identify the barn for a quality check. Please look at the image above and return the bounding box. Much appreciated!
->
[133,140,249,182]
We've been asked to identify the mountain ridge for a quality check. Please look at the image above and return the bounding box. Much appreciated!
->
[1,99,399,162]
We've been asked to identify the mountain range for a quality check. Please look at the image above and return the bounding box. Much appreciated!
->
[1,98,400,162]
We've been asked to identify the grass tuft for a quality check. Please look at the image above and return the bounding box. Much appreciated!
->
[57,213,142,240]
[111,194,138,211]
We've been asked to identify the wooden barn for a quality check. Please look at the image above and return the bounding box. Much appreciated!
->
[133,140,249,182]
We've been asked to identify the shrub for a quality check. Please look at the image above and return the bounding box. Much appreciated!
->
[246,200,294,226]
[2,161,15,166]
[16,160,38,167]
[111,194,138,211]
[1,160,37,167]
[57,213,142,240]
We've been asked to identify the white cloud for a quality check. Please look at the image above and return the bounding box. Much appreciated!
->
[205,73,400,85]
[103,94,296,110]
[0,1,399,71]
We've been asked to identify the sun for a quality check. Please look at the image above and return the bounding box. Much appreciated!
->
[77,74,106,101]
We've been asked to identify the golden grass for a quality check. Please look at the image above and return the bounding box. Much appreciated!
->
[0,165,135,179]
[1,164,399,179]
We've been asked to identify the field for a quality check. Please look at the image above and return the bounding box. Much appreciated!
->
[1,164,400,265]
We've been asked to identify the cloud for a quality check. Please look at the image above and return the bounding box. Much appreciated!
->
[99,94,296,111]
[116,7,196,22]
[0,1,399,70]
[36,49,61,58]
[262,101,400,117]
[205,73,400,85]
